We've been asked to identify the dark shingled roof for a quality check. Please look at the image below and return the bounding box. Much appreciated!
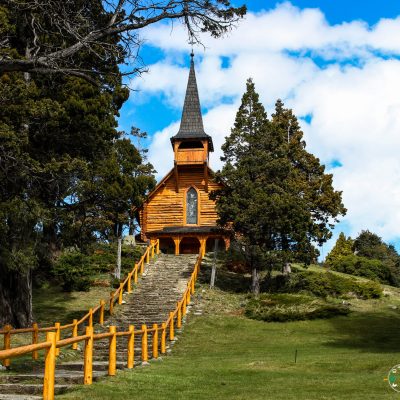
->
[171,53,214,151]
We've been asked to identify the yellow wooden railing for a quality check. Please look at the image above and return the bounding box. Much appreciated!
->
[0,240,159,365]
[0,244,203,400]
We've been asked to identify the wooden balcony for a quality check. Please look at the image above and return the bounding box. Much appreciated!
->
[175,149,207,165]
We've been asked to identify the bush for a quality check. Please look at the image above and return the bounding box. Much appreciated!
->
[330,254,398,286]
[53,251,94,292]
[264,270,382,299]
[89,243,143,274]
[245,294,350,322]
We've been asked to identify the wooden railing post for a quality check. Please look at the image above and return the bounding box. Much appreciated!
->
[99,301,105,325]
[191,277,195,295]
[152,324,158,359]
[140,259,144,275]
[127,325,134,369]
[186,287,191,305]
[141,324,148,362]
[3,324,11,367]
[127,273,132,293]
[182,295,187,316]
[88,308,93,328]
[84,326,93,385]
[32,323,39,360]
[177,302,182,329]
[118,283,123,305]
[43,331,56,400]
[169,312,174,341]
[55,322,61,356]
[134,265,138,283]
[151,244,155,258]
[108,326,117,376]
[109,292,114,315]
[161,323,166,354]
[146,248,150,264]
[72,319,78,350]
[156,239,160,255]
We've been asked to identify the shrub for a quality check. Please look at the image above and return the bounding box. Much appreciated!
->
[263,270,382,299]
[89,243,143,274]
[245,294,350,322]
[53,251,93,292]
[330,254,398,286]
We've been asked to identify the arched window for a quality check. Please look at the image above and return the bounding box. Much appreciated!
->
[186,187,198,224]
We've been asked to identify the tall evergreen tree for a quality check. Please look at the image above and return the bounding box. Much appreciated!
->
[211,79,346,292]
[0,4,155,326]
[325,232,354,266]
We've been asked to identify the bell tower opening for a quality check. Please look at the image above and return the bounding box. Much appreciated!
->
[178,141,203,149]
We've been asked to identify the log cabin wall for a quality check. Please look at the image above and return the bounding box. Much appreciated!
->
[144,167,221,233]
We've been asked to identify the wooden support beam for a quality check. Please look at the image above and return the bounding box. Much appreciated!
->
[204,162,208,193]
[174,161,179,193]
[173,237,181,255]
[200,237,207,257]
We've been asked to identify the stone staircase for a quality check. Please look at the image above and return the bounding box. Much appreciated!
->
[0,254,198,399]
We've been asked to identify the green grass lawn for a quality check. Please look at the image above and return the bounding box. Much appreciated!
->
[58,272,400,400]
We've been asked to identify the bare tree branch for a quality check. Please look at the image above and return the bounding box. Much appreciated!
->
[0,0,246,84]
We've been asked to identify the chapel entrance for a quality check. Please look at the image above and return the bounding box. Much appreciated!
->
[159,237,175,254]
[180,237,201,254]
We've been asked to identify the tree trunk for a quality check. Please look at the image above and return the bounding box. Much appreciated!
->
[283,262,291,275]
[0,266,33,328]
[251,266,260,294]
[115,237,122,280]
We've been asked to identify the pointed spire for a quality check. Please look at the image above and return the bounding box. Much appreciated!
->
[171,53,213,151]
[177,53,205,136]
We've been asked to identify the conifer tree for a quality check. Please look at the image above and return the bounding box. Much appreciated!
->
[212,79,346,292]
[325,232,354,266]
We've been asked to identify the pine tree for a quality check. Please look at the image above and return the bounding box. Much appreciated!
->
[212,79,346,292]
[325,232,354,266]
[0,4,155,326]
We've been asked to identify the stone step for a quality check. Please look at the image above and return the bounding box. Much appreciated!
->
[0,395,42,400]
[0,384,69,396]
[0,371,107,385]
[1,253,198,399]
[57,361,126,372]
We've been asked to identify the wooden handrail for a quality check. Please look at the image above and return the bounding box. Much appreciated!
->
[0,341,51,360]
[1,241,157,336]
[0,241,203,400]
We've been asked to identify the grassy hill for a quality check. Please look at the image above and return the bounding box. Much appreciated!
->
[57,259,400,400]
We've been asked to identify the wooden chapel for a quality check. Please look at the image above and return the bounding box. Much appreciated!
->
[135,53,230,255]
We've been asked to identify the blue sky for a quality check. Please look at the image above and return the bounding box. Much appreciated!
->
[119,1,400,258]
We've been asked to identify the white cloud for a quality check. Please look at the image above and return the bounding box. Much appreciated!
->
[139,2,400,255]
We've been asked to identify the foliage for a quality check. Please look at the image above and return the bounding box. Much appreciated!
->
[89,243,143,274]
[330,254,399,286]
[325,232,354,266]
[245,293,350,322]
[326,231,400,287]
[353,230,400,262]
[211,79,346,292]
[53,251,93,292]
[0,0,246,83]
[264,270,382,299]
[0,2,155,326]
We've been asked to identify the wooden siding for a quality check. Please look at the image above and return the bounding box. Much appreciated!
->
[175,149,206,164]
[143,167,221,233]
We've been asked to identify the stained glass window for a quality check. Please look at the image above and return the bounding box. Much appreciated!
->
[186,187,198,224]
